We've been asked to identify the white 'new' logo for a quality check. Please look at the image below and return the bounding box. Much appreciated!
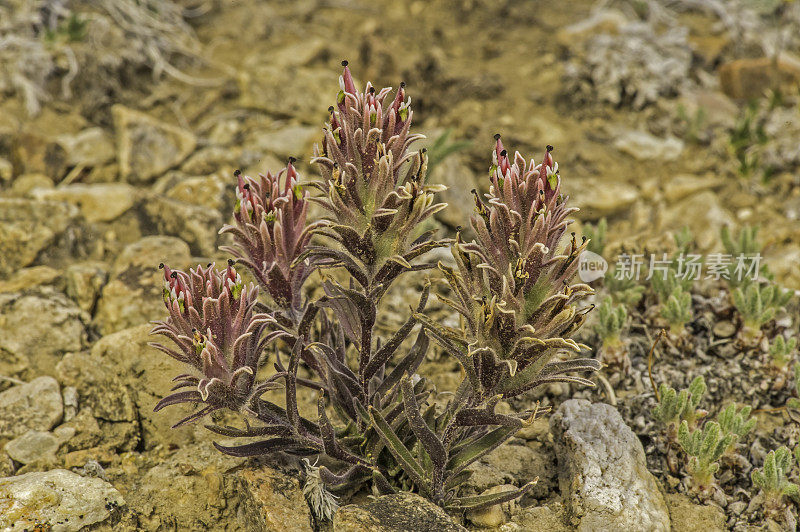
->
[577,250,608,283]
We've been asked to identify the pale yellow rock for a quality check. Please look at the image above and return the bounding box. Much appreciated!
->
[112,105,197,183]
[466,484,518,528]
[30,183,139,223]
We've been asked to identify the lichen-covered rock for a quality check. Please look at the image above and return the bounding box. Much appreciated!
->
[65,261,108,313]
[333,492,467,532]
[0,469,124,531]
[56,352,137,423]
[93,236,191,335]
[466,485,517,528]
[238,65,330,122]
[661,190,735,250]
[162,171,229,212]
[0,376,63,440]
[55,352,140,452]
[112,105,197,183]
[247,124,318,159]
[502,503,571,532]
[125,441,242,531]
[0,198,78,277]
[465,440,553,500]
[0,288,89,376]
[550,399,670,532]
[30,183,140,223]
[91,324,197,449]
[234,466,312,531]
[11,130,68,179]
[0,265,63,294]
[665,493,726,532]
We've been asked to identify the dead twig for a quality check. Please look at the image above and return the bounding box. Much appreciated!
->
[648,329,666,400]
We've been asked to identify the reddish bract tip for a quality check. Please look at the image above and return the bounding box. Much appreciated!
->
[285,158,298,190]
[341,61,357,95]
[495,137,510,176]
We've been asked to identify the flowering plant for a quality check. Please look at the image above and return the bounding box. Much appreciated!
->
[150,61,599,512]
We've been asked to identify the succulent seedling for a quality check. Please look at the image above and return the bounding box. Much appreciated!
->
[768,335,797,371]
[660,287,693,336]
[751,447,799,518]
[715,404,756,455]
[593,297,628,369]
[653,376,707,439]
[678,420,734,493]
[733,282,792,342]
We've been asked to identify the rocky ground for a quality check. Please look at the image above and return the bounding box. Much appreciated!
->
[1,0,800,530]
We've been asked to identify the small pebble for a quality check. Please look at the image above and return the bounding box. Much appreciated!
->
[712,320,736,339]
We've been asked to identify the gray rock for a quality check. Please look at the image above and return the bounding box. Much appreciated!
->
[613,130,684,162]
[0,289,88,376]
[30,183,139,223]
[238,65,330,122]
[248,124,319,159]
[0,198,78,277]
[570,179,639,219]
[112,105,197,183]
[56,127,116,168]
[163,171,229,212]
[333,492,467,532]
[550,399,670,532]
[93,236,191,335]
[4,430,60,464]
[0,469,124,531]
[661,191,735,250]
[0,376,63,440]
[564,19,691,109]
[141,194,222,256]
